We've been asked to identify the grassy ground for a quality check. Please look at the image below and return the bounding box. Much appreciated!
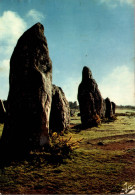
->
[0,108,135,194]
[0,124,3,138]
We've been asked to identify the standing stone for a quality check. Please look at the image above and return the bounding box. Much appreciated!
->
[0,23,52,155]
[105,98,112,118]
[78,66,103,127]
[0,100,6,123]
[49,85,70,133]
[101,99,106,118]
[70,109,75,117]
[111,102,116,115]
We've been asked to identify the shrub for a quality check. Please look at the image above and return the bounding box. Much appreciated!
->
[48,132,83,158]
[93,114,101,127]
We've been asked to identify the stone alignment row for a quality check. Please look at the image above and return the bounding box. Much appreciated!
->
[78,66,116,128]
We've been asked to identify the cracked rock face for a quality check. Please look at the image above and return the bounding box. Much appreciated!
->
[1,23,52,155]
[49,85,70,133]
[78,66,103,127]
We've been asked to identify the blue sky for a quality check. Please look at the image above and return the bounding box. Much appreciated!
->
[0,0,134,105]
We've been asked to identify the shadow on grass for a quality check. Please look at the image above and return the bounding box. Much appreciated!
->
[70,124,89,133]
[116,112,135,117]
[71,121,103,133]
[0,146,72,169]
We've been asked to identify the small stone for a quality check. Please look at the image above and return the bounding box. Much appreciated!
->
[97,142,104,146]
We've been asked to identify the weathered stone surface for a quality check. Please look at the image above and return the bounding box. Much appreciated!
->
[105,98,112,118]
[0,100,6,123]
[111,102,116,115]
[101,99,106,118]
[49,85,70,132]
[78,66,103,127]
[0,23,52,154]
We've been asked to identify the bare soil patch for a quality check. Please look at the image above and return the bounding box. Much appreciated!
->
[99,139,135,151]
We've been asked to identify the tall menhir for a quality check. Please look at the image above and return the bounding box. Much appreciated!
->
[0,23,52,155]
[78,66,103,128]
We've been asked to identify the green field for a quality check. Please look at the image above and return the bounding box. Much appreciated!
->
[0,108,135,194]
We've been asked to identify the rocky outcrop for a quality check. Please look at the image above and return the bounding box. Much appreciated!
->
[0,100,6,123]
[49,85,70,133]
[105,98,112,118]
[78,66,103,127]
[0,23,52,155]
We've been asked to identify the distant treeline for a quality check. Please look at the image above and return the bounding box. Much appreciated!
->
[116,105,135,110]
[69,101,135,110]
[69,101,79,109]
